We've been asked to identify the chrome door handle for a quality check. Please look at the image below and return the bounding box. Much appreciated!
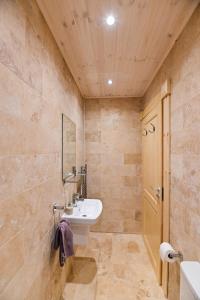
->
[155,187,162,199]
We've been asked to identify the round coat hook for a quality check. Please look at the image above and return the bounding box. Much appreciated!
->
[148,123,155,133]
[142,129,148,136]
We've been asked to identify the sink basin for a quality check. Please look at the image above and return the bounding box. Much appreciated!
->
[62,199,103,225]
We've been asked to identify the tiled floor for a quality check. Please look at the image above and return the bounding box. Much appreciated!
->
[62,233,166,300]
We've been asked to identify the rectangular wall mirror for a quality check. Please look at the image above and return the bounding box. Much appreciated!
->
[62,113,76,182]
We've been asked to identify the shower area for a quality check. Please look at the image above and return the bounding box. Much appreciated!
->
[85,98,142,234]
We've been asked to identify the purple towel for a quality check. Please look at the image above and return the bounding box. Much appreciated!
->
[53,218,74,267]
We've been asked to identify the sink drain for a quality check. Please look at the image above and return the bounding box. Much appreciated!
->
[82,214,87,217]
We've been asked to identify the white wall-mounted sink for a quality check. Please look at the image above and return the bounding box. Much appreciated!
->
[62,199,103,245]
[63,199,102,225]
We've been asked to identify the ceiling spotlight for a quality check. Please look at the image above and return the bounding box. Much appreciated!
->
[108,79,112,85]
[106,15,115,26]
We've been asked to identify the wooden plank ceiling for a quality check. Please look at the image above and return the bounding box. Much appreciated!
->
[36,0,198,98]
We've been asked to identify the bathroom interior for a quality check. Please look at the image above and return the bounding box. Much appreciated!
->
[1,0,200,299]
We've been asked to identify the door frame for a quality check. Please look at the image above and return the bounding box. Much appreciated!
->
[141,80,171,297]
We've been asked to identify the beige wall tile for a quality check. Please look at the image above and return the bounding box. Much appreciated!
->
[0,0,84,298]
[85,131,101,142]
[0,231,25,293]
[85,98,142,233]
[124,153,141,165]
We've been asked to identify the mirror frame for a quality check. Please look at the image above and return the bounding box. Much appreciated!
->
[61,113,76,182]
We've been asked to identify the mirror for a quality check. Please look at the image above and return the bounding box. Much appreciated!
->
[62,113,76,181]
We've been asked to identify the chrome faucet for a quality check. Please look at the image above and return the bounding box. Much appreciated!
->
[72,192,85,206]
[72,193,79,207]
[77,195,85,201]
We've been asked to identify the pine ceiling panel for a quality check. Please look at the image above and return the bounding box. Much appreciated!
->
[36,0,199,98]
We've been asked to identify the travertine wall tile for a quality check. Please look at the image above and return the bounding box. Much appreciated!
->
[85,98,142,233]
[0,231,24,293]
[0,0,84,299]
[144,5,200,299]
[124,153,141,165]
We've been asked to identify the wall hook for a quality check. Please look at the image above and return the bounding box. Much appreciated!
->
[142,129,148,136]
[148,123,155,133]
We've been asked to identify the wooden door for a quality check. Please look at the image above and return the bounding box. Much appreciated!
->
[142,100,163,283]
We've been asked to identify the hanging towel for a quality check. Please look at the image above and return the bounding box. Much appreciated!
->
[53,218,74,267]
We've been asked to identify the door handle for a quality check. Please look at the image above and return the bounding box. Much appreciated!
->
[155,187,162,200]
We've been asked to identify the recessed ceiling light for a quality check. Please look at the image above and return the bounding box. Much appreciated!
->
[108,79,112,85]
[106,15,115,26]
